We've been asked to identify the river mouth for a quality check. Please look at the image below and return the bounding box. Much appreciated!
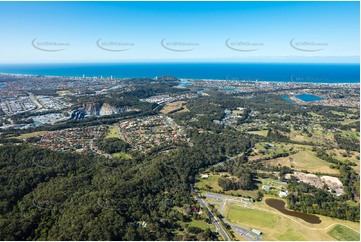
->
[266,198,321,224]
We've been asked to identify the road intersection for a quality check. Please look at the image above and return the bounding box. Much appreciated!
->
[196,191,262,241]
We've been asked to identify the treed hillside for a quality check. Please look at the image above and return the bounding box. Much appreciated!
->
[0,128,253,240]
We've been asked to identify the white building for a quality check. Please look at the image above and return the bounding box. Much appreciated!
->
[251,228,262,236]
[201,174,209,179]
[279,190,288,198]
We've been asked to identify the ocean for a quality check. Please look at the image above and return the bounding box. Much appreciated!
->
[0,63,359,83]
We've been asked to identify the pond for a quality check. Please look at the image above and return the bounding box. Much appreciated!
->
[281,95,296,104]
[178,80,191,87]
[296,94,325,102]
[266,198,321,224]
[196,88,209,94]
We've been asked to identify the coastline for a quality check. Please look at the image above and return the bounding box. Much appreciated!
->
[0,62,359,85]
[0,72,359,86]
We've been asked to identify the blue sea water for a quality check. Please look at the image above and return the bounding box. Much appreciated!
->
[0,63,359,83]
[296,94,325,102]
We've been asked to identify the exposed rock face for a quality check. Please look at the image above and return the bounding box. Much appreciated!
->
[99,103,119,116]
[82,102,128,117]
[83,102,102,116]
[287,172,344,196]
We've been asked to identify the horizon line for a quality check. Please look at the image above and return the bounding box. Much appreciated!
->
[0,61,360,65]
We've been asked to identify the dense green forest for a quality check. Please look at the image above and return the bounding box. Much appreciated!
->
[287,179,360,222]
[0,124,255,240]
[98,138,131,154]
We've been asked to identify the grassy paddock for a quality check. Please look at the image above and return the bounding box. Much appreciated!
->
[247,130,269,137]
[221,196,360,241]
[232,110,244,115]
[264,150,339,175]
[289,127,336,146]
[111,151,132,160]
[105,125,120,139]
[196,174,259,198]
[160,101,188,114]
[277,228,307,241]
[56,90,72,96]
[327,225,360,241]
[326,148,360,172]
[342,119,360,125]
[225,204,278,229]
[187,219,212,230]
[196,174,222,192]
[16,131,48,139]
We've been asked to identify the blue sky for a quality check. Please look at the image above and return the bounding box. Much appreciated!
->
[0,1,359,63]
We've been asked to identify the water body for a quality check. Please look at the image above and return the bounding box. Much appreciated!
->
[196,88,209,94]
[296,94,325,102]
[266,198,321,224]
[280,95,296,104]
[0,83,5,88]
[0,63,359,83]
[178,80,192,87]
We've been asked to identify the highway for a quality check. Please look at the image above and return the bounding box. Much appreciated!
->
[201,192,262,241]
[195,193,231,241]
[212,152,244,167]
[27,92,43,109]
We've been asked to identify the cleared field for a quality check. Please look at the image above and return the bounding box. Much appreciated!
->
[340,130,360,141]
[223,189,259,198]
[176,212,218,239]
[112,151,132,160]
[196,174,259,198]
[222,197,360,241]
[187,219,212,230]
[232,110,244,115]
[261,178,287,191]
[264,150,339,175]
[327,225,360,241]
[247,130,269,137]
[160,101,188,114]
[249,142,308,161]
[105,125,120,139]
[196,174,222,192]
[289,127,336,146]
[349,108,359,113]
[308,112,323,118]
[277,228,307,241]
[16,131,48,139]
[331,110,346,117]
[341,119,360,125]
[326,149,360,172]
[56,90,72,96]
[226,205,278,229]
